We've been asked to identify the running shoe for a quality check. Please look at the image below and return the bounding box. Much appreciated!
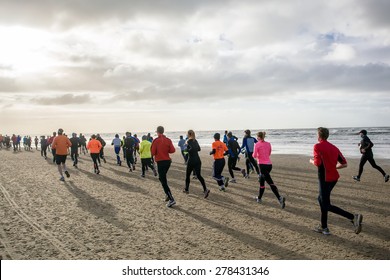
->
[96,170,100,175]
[183,189,189,194]
[103,157,106,163]
[129,168,132,172]
[141,174,145,178]
[64,171,70,178]
[153,169,158,176]
[166,200,176,207]
[279,196,286,209]
[219,186,226,192]
[314,225,331,235]
[245,174,250,179]
[352,176,360,182]
[353,214,363,234]
[384,174,389,183]
[224,177,229,188]
[59,176,65,182]
[230,178,237,183]
[204,189,210,198]
[254,197,262,204]
[165,195,170,202]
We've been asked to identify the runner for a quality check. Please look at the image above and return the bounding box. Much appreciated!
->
[210,133,229,191]
[310,127,363,235]
[151,126,176,207]
[139,135,157,177]
[123,132,136,172]
[178,135,188,163]
[353,129,389,183]
[111,134,122,166]
[96,134,107,164]
[34,136,39,150]
[253,131,286,208]
[40,136,48,159]
[241,129,260,177]
[69,133,80,168]
[87,134,102,174]
[48,132,57,163]
[51,128,72,181]
[183,130,210,198]
[226,131,246,183]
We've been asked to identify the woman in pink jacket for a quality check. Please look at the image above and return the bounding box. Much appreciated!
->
[253,131,286,208]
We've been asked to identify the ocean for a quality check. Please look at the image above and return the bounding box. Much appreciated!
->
[97,127,390,159]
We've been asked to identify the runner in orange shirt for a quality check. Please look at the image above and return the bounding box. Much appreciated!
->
[87,134,103,174]
[210,133,229,191]
[51,128,72,181]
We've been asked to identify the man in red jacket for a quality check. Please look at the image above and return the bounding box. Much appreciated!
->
[151,126,176,207]
[310,127,363,235]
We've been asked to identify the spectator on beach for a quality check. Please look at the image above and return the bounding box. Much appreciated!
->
[178,135,188,163]
[52,128,72,181]
[87,134,102,174]
[111,134,122,166]
[151,126,176,207]
[183,130,210,198]
[310,127,363,235]
[253,131,286,209]
[226,131,246,183]
[139,135,157,178]
[69,133,80,168]
[210,133,229,191]
[353,129,389,183]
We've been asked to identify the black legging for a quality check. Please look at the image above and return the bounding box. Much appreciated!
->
[358,151,386,178]
[213,158,226,186]
[185,160,207,191]
[318,180,354,228]
[157,160,174,201]
[91,153,100,170]
[246,152,260,174]
[228,156,241,178]
[141,158,155,175]
[258,164,281,200]
[41,145,47,158]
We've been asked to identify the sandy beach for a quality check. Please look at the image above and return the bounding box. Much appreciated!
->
[0,147,389,260]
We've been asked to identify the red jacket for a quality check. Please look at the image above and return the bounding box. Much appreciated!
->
[151,134,175,162]
[313,140,347,182]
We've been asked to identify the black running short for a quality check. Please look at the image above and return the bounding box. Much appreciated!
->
[55,155,67,165]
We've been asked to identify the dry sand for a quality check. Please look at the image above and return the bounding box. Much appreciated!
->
[0,147,389,260]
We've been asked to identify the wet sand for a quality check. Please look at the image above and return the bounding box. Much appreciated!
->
[0,147,389,260]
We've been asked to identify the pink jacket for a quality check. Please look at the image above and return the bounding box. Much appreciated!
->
[253,140,272,165]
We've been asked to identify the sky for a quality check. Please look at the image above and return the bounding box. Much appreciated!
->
[0,0,389,135]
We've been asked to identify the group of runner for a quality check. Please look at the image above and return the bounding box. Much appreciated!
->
[1,127,388,236]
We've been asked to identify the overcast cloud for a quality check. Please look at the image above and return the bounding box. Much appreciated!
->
[0,0,389,134]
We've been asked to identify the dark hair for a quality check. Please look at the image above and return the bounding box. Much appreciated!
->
[91,134,96,139]
[256,131,266,140]
[157,126,164,134]
[317,127,329,140]
[359,129,367,136]
[58,128,64,135]
[227,131,233,138]
[214,133,220,140]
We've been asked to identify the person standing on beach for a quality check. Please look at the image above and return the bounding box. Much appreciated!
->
[253,131,286,208]
[151,126,176,207]
[111,134,123,166]
[87,134,103,174]
[310,127,363,235]
[69,133,80,168]
[226,131,247,183]
[183,130,210,198]
[353,129,389,183]
[210,133,229,191]
[241,129,260,177]
[52,129,72,181]
[139,135,157,177]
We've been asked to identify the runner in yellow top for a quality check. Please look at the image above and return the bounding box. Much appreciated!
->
[51,128,72,181]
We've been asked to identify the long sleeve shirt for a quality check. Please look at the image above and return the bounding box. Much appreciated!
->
[151,134,175,162]
[253,140,272,165]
